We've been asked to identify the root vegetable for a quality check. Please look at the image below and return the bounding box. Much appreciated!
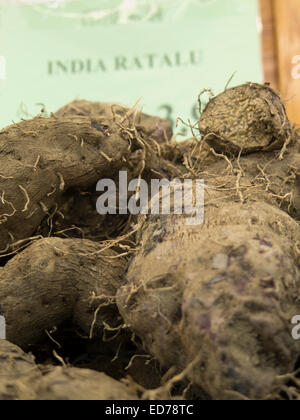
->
[1,90,300,400]
[117,202,300,400]
[0,340,39,378]
[199,83,292,156]
[205,146,300,218]
[0,340,41,400]
[55,100,173,144]
[0,105,178,254]
[0,238,126,348]
[35,367,138,401]
[0,340,137,400]
[0,116,130,253]
[177,130,300,219]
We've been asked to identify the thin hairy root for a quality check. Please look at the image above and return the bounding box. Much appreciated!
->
[18,185,30,212]
[142,356,201,400]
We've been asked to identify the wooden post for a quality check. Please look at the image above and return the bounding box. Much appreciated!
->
[273,0,300,125]
[260,0,279,90]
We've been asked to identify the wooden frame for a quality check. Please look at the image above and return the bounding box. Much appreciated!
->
[260,0,300,125]
[274,0,300,125]
[260,0,279,90]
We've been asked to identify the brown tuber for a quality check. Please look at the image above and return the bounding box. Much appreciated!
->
[199,83,292,156]
[0,340,137,400]
[1,90,300,401]
[0,238,126,348]
[117,202,300,400]
[55,99,173,144]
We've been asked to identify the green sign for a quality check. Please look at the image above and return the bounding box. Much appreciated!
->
[0,0,262,134]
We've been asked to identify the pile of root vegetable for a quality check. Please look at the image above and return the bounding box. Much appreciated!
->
[1,82,300,400]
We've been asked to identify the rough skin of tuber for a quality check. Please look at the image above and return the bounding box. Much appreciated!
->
[0,340,137,401]
[0,238,126,348]
[199,83,292,156]
[0,116,130,252]
[117,202,300,400]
